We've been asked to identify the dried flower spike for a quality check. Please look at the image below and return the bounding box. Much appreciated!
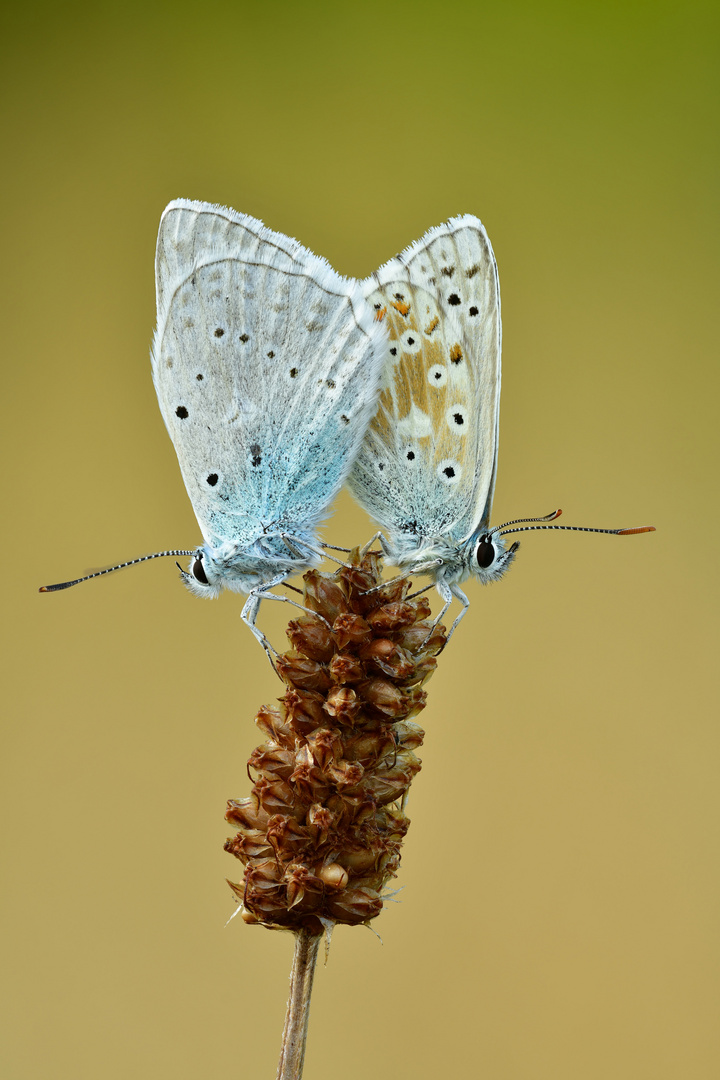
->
[225,550,446,934]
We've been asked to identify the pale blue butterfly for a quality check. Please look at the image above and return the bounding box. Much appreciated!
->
[348,215,654,642]
[41,199,388,657]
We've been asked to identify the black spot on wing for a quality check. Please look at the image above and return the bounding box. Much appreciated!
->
[399,519,420,534]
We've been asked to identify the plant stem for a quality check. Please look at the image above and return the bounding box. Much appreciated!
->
[276,928,322,1080]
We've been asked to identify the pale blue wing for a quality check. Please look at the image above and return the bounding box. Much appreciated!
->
[152,200,386,550]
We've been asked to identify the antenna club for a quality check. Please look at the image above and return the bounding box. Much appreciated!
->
[617,526,656,535]
[38,580,79,592]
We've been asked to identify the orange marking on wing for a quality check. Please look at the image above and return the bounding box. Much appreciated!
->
[391,299,411,317]
[449,343,463,363]
[374,306,387,322]
[424,316,439,335]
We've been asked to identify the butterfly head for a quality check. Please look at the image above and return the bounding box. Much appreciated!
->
[178,543,275,598]
[178,533,320,598]
[463,530,519,584]
[390,529,518,586]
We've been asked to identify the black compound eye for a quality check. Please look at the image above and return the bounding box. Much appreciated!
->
[476,537,495,570]
[192,557,209,585]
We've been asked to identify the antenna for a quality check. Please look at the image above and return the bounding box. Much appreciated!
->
[39,550,195,593]
[494,509,655,539]
[489,509,563,533]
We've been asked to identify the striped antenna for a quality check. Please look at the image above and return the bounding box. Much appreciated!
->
[493,509,655,539]
[489,509,563,533]
[39,550,195,593]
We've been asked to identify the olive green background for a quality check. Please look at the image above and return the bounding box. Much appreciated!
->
[2,2,718,1077]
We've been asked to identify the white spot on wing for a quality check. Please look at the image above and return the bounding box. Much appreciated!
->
[397,405,432,440]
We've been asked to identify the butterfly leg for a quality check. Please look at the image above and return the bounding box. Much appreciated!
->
[240,572,294,671]
[405,582,435,601]
[361,559,442,597]
[318,535,386,559]
[280,533,348,569]
[359,531,387,558]
[241,592,280,672]
[439,583,470,648]
[417,581,469,649]
[253,589,333,630]
[422,580,452,644]
[446,583,471,642]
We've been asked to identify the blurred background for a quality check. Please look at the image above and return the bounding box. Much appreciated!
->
[2,2,718,1077]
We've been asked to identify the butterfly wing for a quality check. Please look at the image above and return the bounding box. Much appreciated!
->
[152,199,386,550]
[348,215,502,545]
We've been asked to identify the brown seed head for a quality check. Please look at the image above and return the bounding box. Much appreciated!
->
[224,550,446,932]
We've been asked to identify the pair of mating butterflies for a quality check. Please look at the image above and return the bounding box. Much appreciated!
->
[42,199,653,653]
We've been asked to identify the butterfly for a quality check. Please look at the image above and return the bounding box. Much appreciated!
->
[347,215,654,641]
[41,199,388,658]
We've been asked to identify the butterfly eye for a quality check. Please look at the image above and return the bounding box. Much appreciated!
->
[476,537,495,570]
[192,557,210,585]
